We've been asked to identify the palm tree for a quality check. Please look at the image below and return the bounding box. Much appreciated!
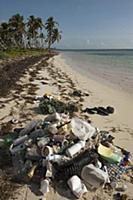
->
[8,13,25,48]
[52,28,62,44]
[0,22,11,49]
[45,17,61,51]
[0,14,61,51]
[27,15,44,48]
[39,32,45,49]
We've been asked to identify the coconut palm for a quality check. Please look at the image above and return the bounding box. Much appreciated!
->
[45,17,61,51]
[52,28,62,44]
[0,22,11,49]
[8,13,25,48]
[39,32,45,49]
[27,15,44,48]
[0,14,61,51]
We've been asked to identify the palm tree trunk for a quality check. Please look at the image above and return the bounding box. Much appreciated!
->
[48,38,51,52]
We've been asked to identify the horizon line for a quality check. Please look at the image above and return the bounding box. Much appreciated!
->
[57,48,133,51]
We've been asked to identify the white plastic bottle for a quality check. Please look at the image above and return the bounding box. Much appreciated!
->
[66,140,86,157]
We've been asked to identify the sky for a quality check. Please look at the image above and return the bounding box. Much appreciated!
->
[0,0,133,49]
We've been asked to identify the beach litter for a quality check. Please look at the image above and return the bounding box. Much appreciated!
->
[69,89,89,97]
[83,106,115,116]
[67,175,88,198]
[0,111,132,199]
[35,94,79,114]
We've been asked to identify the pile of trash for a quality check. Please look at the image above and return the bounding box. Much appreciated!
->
[35,94,79,114]
[0,112,132,199]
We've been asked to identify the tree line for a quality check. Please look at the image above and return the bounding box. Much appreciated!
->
[0,13,62,51]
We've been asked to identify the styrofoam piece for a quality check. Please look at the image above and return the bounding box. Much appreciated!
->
[71,117,97,141]
[67,175,88,198]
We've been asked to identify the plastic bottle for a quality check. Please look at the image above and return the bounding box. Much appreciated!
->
[10,143,26,154]
[40,179,49,194]
[46,154,64,163]
[20,120,41,136]
[66,140,86,157]
[13,135,28,146]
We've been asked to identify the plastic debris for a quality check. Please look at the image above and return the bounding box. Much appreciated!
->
[83,106,115,116]
[41,146,53,157]
[0,110,132,200]
[70,117,97,140]
[81,164,109,190]
[67,175,88,198]
[66,140,86,157]
[40,179,49,195]
[39,94,79,114]
[98,143,122,164]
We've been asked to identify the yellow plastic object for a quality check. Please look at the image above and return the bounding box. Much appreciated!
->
[98,144,122,164]
[28,165,37,178]
[43,93,52,97]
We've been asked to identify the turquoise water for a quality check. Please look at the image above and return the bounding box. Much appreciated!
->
[61,50,133,95]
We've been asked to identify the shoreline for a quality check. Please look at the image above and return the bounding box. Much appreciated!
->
[51,54,133,153]
[60,52,133,100]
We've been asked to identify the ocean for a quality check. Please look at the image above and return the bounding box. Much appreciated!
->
[60,49,133,95]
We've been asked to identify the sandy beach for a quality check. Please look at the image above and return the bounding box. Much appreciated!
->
[53,54,133,152]
[0,53,133,200]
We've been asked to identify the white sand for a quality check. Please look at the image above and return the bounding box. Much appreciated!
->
[51,54,133,153]
[1,54,133,200]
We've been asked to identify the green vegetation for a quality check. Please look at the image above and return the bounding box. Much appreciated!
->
[0,13,62,56]
[0,48,48,59]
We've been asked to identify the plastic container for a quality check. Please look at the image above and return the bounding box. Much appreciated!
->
[81,164,109,190]
[66,140,85,157]
[98,143,122,164]
[40,179,49,195]
[67,175,87,198]
[70,117,97,141]
[41,146,53,157]
[46,154,64,163]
